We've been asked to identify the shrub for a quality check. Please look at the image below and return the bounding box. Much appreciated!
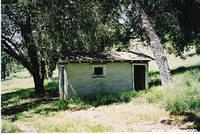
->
[91,90,138,106]
[54,99,69,110]
[141,88,164,103]
[53,97,90,110]
[53,90,138,110]
[165,87,200,115]
[140,67,200,115]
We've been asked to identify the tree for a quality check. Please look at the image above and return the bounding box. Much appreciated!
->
[48,0,122,56]
[114,0,199,84]
[110,0,172,85]
[133,0,200,56]
[1,52,23,80]
[56,0,173,85]
[1,0,120,93]
[135,0,172,84]
[1,52,12,80]
[1,0,54,94]
[172,0,200,54]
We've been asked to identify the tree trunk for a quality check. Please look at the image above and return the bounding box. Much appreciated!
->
[1,63,6,80]
[196,44,200,55]
[33,75,45,94]
[31,61,46,94]
[136,0,172,85]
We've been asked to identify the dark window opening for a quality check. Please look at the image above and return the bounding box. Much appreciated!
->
[94,67,103,75]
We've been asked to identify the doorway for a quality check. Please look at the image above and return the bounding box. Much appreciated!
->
[134,65,146,91]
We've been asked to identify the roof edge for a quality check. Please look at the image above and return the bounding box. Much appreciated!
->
[58,59,150,64]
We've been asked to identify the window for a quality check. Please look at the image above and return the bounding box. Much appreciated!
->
[94,67,103,75]
[93,65,106,77]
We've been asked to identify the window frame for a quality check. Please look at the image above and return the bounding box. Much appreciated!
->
[92,65,106,77]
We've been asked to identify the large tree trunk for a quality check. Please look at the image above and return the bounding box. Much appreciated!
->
[22,14,46,94]
[136,0,172,85]
[33,75,45,94]
[196,44,200,55]
[1,63,6,80]
[31,61,46,94]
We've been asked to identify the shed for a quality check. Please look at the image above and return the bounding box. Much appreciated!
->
[58,50,152,99]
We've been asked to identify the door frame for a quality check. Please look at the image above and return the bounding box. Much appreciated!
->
[132,63,149,90]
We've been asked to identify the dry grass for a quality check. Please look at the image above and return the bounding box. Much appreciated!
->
[1,77,33,93]
[4,102,170,132]
[130,45,200,71]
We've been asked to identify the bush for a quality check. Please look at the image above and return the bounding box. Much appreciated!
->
[140,68,200,115]
[54,99,70,109]
[53,90,138,110]
[165,87,200,115]
[90,90,138,106]
[141,88,164,103]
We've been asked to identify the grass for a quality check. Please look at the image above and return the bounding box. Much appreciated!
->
[139,65,200,115]
[135,64,200,130]
[1,51,200,132]
[34,119,112,132]
[1,119,21,133]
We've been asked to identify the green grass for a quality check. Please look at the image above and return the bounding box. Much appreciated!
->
[141,65,200,115]
[135,64,200,130]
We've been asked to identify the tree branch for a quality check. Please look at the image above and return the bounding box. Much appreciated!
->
[1,35,24,56]
[1,39,32,73]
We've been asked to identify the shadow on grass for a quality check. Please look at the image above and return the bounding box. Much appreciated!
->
[149,64,200,87]
[1,78,59,107]
[2,76,138,121]
[1,77,60,120]
[2,88,36,106]
[2,91,137,121]
[2,98,58,121]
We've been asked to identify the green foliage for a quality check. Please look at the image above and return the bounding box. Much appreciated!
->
[88,91,138,106]
[140,88,164,103]
[196,42,200,55]
[53,91,138,110]
[53,97,90,111]
[120,0,200,56]
[46,0,122,54]
[1,52,23,80]
[45,78,59,92]
[166,87,200,115]
[139,65,200,115]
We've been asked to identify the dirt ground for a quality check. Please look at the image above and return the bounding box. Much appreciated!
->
[60,103,196,132]
[14,102,196,132]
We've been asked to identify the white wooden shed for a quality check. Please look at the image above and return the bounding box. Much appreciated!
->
[58,50,152,99]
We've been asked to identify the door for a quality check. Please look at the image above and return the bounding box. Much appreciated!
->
[134,65,146,91]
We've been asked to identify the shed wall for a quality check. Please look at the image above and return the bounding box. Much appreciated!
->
[65,62,133,96]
